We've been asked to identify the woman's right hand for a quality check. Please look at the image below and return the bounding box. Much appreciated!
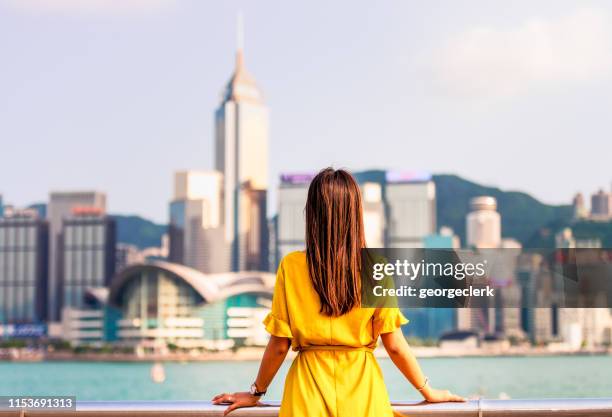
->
[211,392,261,415]
[422,387,466,403]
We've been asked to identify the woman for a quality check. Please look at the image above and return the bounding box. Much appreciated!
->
[213,168,464,416]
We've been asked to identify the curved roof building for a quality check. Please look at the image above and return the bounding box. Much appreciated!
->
[106,261,275,350]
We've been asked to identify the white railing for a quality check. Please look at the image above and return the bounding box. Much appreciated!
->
[5,399,611,416]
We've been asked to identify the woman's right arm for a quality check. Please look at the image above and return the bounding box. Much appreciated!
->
[381,329,465,403]
[211,335,290,415]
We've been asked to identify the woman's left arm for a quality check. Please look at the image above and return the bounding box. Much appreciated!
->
[212,335,291,416]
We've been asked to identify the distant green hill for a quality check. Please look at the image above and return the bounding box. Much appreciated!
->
[110,215,167,249]
[433,174,573,247]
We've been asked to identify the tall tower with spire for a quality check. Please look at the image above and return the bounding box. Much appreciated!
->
[215,16,269,271]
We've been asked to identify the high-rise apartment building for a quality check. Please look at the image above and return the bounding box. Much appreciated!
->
[215,42,269,271]
[48,191,106,320]
[169,171,229,273]
[276,174,312,260]
[591,189,612,220]
[60,207,116,310]
[404,228,458,340]
[466,196,501,249]
[462,198,522,335]
[572,193,588,219]
[517,253,555,344]
[240,183,268,271]
[385,171,436,248]
[0,209,48,324]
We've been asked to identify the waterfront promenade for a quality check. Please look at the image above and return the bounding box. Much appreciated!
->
[2,345,611,362]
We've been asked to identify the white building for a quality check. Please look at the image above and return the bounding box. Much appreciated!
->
[466,196,501,249]
[572,192,588,219]
[58,286,109,346]
[362,182,385,248]
[559,308,612,349]
[61,307,105,346]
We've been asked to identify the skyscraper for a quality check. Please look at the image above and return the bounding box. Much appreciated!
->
[169,171,229,273]
[277,174,313,260]
[385,171,437,248]
[215,30,269,271]
[48,191,106,321]
[591,189,612,220]
[572,192,588,219]
[60,207,116,311]
[466,196,501,249]
[0,208,49,324]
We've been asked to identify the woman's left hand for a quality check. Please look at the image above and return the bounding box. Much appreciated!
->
[212,392,261,416]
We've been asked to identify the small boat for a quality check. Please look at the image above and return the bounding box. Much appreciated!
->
[150,362,166,383]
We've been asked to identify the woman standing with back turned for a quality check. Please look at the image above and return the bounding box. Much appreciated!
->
[213,168,464,416]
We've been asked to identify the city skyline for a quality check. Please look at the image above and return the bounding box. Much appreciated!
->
[2,1,612,222]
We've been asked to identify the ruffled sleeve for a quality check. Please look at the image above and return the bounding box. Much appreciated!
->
[373,308,409,335]
[263,260,293,338]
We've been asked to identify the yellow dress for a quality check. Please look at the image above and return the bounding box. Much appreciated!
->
[263,251,409,417]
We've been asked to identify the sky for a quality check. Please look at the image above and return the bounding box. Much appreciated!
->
[1,0,611,222]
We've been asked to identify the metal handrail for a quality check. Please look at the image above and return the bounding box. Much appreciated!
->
[5,398,605,416]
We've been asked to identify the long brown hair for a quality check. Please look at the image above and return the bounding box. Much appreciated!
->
[305,168,365,317]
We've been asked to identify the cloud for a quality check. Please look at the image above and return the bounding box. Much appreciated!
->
[2,0,175,16]
[430,8,612,98]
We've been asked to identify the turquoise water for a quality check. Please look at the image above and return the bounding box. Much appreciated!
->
[1,356,611,400]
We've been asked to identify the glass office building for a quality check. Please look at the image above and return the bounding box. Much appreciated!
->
[48,191,106,321]
[0,210,48,324]
[60,209,116,311]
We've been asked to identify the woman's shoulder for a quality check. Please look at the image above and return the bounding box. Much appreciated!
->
[280,250,307,267]
[278,251,307,277]
[277,251,308,286]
